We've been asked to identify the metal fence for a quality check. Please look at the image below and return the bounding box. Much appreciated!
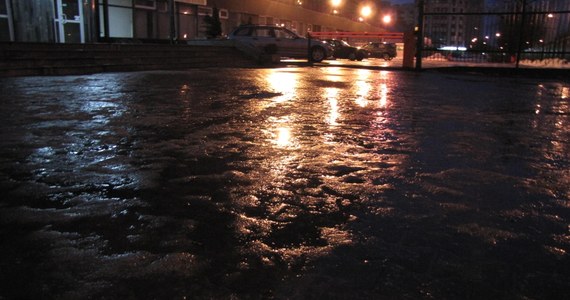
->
[417,0,570,69]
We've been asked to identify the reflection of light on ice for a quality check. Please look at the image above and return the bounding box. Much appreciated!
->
[380,83,389,108]
[355,69,372,107]
[275,127,291,148]
[355,81,369,107]
[355,69,371,107]
[267,116,296,148]
[267,70,298,103]
[325,88,339,126]
[326,67,343,77]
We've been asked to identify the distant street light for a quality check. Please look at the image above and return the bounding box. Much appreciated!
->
[382,15,392,24]
[360,6,372,19]
[331,0,341,15]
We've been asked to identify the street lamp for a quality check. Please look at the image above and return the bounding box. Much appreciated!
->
[382,15,392,24]
[360,6,372,19]
[330,0,341,15]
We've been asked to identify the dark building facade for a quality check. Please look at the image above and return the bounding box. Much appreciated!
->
[0,0,389,44]
[422,0,485,48]
[490,0,570,54]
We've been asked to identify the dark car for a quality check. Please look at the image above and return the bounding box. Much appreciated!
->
[228,25,333,62]
[324,39,367,61]
[361,42,397,61]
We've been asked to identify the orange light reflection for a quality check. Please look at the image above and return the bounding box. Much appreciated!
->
[267,69,299,104]
[326,88,340,126]
[380,83,389,108]
[275,127,292,148]
[355,69,372,107]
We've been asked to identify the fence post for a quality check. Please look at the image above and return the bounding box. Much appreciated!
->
[415,0,425,70]
[169,0,176,44]
[515,0,527,69]
[307,33,313,64]
[403,31,416,69]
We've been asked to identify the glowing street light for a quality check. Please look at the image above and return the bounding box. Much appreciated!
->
[360,6,372,19]
[330,0,341,15]
[382,15,392,24]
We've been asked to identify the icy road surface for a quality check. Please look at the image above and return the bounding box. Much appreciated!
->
[0,68,569,299]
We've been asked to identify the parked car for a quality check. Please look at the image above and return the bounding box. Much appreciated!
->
[228,25,333,62]
[361,42,397,61]
[324,39,367,61]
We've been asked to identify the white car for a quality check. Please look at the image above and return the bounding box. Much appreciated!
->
[228,25,332,62]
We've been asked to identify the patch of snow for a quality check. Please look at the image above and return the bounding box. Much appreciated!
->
[519,58,570,68]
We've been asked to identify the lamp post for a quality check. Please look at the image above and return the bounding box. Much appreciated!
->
[360,5,372,20]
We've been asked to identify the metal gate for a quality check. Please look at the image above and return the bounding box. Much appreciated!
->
[309,31,416,68]
[416,0,570,69]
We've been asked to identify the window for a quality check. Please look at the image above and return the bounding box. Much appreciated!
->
[198,6,212,16]
[176,0,206,4]
[135,0,156,9]
[0,0,12,41]
[219,9,228,19]
[109,0,133,6]
[101,0,134,38]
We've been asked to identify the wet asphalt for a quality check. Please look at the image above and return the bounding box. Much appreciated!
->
[0,67,569,299]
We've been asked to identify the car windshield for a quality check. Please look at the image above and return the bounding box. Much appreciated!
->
[339,40,351,47]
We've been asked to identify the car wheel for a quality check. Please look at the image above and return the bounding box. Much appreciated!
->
[348,52,356,61]
[356,52,365,61]
[383,53,391,61]
[310,46,325,62]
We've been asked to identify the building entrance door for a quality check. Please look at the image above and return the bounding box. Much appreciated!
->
[54,0,84,43]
